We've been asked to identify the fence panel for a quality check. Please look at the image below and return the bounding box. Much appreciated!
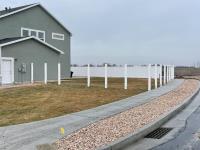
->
[71,66,161,78]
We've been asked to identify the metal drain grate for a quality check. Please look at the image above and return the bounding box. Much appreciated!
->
[145,127,173,139]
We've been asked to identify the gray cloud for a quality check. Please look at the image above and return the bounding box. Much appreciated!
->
[1,0,200,65]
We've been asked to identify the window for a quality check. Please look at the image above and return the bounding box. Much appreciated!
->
[52,33,64,41]
[22,30,29,37]
[21,28,45,41]
[30,31,37,36]
[38,32,45,41]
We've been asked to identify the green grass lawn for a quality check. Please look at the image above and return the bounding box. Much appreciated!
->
[0,78,154,127]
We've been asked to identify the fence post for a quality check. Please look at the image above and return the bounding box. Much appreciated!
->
[170,65,172,80]
[154,64,158,89]
[105,64,108,89]
[31,62,34,84]
[87,64,90,87]
[170,65,172,81]
[166,65,168,84]
[44,62,47,84]
[163,65,166,85]
[148,64,151,91]
[58,63,61,85]
[167,65,170,82]
[160,64,162,87]
[124,64,128,90]
[171,65,174,80]
[168,65,171,82]
[171,65,172,80]
[168,65,170,81]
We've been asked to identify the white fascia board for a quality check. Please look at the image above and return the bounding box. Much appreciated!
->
[0,37,64,54]
[0,37,31,47]
[39,5,72,36]
[33,37,64,54]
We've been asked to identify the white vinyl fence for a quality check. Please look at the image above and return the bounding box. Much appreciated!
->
[30,63,174,90]
[71,64,175,90]
[30,62,61,85]
[71,66,161,78]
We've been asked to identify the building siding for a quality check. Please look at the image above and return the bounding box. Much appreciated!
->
[0,5,71,78]
[2,39,61,83]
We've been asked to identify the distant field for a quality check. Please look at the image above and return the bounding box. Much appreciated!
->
[0,78,153,127]
[175,67,200,77]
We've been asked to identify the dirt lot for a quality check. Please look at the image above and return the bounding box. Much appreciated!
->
[0,78,152,127]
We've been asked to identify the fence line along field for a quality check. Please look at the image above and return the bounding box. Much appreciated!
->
[0,77,153,127]
[72,64,175,90]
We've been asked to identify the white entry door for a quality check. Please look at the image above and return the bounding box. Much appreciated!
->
[1,57,14,84]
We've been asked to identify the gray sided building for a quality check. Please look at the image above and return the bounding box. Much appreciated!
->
[0,3,71,84]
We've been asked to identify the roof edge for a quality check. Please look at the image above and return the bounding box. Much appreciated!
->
[0,3,72,36]
[0,36,64,54]
[0,3,39,19]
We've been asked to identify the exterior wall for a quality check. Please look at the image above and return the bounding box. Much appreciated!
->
[0,5,71,78]
[71,66,162,78]
[2,39,61,83]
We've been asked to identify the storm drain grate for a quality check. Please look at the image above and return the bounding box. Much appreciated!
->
[145,127,173,139]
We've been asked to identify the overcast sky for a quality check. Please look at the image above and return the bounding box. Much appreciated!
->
[0,0,200,66]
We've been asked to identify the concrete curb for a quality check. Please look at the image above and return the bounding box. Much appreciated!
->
[98,81,200,150]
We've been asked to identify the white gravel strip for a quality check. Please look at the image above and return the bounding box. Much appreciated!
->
[56,79,199,150]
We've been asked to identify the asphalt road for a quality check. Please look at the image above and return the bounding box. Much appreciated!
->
[152,95,200,150]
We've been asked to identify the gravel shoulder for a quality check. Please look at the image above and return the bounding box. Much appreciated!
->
[56,79,199,150]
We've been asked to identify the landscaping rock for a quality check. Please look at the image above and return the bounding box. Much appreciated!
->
[55,80,199,150]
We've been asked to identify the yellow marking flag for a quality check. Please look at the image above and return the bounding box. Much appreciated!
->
[60,127,65,135]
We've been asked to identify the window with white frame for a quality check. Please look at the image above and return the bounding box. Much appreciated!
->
[21,28,45,41]
[52,33,65,41]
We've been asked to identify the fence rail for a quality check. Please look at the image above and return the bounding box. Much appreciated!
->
[71,66,162,78]
[30,63,174,90]
[71,64,175,90]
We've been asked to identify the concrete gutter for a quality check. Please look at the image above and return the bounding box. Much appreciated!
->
[99,81,200,150]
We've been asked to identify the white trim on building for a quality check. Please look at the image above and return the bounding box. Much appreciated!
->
[1,57,14,84]
[0,36,64,54]
[21,27,46,42]
[52,32,65,41]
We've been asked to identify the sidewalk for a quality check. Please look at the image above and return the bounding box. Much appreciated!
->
[0,79,183,150]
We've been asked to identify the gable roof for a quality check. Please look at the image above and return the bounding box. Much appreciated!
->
[0,3,72,36]
[0,37,23,44]
[0,4,33,16]
[0,37,64,54]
